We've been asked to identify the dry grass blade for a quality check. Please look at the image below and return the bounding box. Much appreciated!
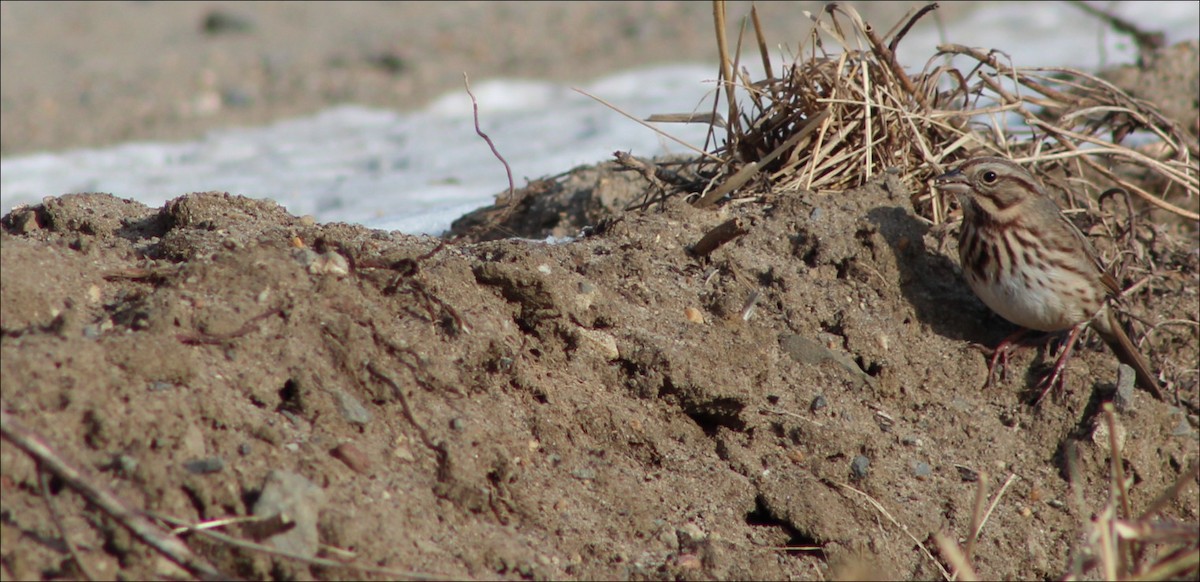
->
[837,481,952,580]
[934,532,980,582]
[0,410,225,581]
[1061,406,1200,581]
[152,513,461,581]
[658,1,1197,246]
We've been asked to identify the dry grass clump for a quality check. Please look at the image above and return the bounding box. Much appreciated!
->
[664,2,1197,230]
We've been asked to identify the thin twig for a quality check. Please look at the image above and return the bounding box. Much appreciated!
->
[964,471,989,561]
[837,481,952,580]
[573,87,721,161]
[934,532,980,582]
[151,513,460,581]
[1,410,225,581]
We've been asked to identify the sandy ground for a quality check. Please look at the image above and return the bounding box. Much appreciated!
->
[0,1,982,156]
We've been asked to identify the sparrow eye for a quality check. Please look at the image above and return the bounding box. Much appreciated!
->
[981,170,998,184]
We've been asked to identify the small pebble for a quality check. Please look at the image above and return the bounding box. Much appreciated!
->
[810,395,828,412]
[1172,416,1195,437]
[331,443,370,474]
[850,455,870,480]
[675,553,702,570]
[912,461,932,479]
[449,418,465,431]
[1112,364,1136,411]
[183,457,225,474]
[238,443,252,456]
[114,454,138,474]
[676,523,707,546]
[571,468,596,481]
[334,390,373,426]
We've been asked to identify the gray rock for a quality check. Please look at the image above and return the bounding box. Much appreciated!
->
[252,470,326,559]
[850,455,870,480]
[1112,364,1136,411]
[810,394,828,412]
[334,390,373,425]
[183,457,224,474]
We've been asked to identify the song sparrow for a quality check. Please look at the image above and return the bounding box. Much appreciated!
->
[934,157,1162,402]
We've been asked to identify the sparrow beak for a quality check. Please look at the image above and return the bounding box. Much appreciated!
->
[933,167,970,194]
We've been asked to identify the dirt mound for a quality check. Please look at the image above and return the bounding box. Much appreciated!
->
[3,148,1196,581]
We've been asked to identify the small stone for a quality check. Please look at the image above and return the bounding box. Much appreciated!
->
[114,454,138,474]
[571,468,596,481]
[810,395,827,412]
[239,444,252,456]
[675,553,703,570]
[1112,364,1137,411]
[684,307,705,324]
[676,523,707,547]
[912,461,932,479]
[901,436,922,447]
[393,434,415,462]
[955,465,980,482]
[450,418,465,431]
[576,327,619,361]
[850,455,870,480]
[9,207,41,233]
[183,457,225,474]
[331,443,370,474]
[310,251,349,276]
[1172,415,1195,437]
[253,470,325,559]
[334,390,373,425]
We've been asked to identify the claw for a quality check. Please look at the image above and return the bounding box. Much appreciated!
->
[1031,324,1086,406]
[981,328,1031,389]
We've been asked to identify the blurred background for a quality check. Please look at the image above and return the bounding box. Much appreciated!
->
[0,1,977,154]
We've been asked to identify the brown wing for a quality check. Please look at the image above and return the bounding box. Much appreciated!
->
[1058,211,1122,298]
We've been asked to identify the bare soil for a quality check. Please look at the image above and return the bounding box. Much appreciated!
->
[2,155,1198,580]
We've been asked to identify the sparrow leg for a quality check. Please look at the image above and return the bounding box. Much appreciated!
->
[982,328,1031,388]
[1032,324,1087,405]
